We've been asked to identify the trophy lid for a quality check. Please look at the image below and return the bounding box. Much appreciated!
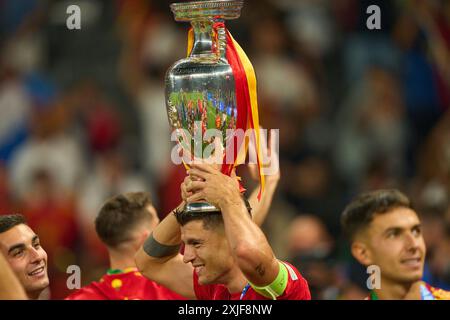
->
[170,0,244,21]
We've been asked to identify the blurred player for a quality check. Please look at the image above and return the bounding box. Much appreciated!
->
[66,192,185,300]
[341,189,450,300]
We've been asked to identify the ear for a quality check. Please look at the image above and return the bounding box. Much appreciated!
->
[136,230,151,248]
[351,241,373,266]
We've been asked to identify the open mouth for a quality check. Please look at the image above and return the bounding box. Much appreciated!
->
[400,258,422,268]
[28,266,45,277]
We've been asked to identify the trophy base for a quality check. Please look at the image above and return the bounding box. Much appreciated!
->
[184,202,220,213]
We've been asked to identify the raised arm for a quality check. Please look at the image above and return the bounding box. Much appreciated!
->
[185,164,279,287]
[135,201,196,299]
[247,169,279,227]
[246,128,280,227]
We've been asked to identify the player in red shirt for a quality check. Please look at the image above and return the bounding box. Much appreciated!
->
[136,164,311,300]
[192,260,309,300]
[66,192,185,300]
[66,266,183,300]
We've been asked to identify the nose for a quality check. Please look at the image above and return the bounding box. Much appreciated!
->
[405,232,420,252]
[183,245,196,264]
[29,247,44,264]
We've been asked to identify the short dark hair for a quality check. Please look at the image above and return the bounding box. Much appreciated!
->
[0,214,27,234]
[175,210,223,230]
[175,198,252,230]
[341,189,412,241]
[95,192,155,248]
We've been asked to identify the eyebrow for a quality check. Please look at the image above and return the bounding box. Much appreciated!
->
[7,235,39,255]
[185,238,203,245]
[8,243,25,255]
[383,224,421,235]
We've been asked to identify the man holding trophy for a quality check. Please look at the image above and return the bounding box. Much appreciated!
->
[135,0,310,300]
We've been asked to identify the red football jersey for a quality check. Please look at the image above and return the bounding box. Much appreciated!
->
[66,268,186,300]
[193,261,311,300]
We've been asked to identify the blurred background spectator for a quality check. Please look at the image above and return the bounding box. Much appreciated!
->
[0,0,449,299]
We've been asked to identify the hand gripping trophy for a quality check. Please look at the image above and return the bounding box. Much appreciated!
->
[165,0,265,213]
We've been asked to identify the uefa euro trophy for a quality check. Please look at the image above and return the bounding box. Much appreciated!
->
[165,0,262,214]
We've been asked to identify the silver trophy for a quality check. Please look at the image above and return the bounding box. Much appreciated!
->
[165,0,244,213]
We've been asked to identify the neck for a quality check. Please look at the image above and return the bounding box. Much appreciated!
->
[27,291,41,300]
[222,265,248,294]
[191,20,214,56]
[109,250,137,271]
[27,286,48,300]
[374,278,423,300]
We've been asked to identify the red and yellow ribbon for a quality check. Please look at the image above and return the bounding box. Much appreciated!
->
[186,24,265,200]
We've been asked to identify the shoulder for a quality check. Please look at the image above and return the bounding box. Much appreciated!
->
[425,283,450,300]
[192,270,219,300]
[278,261,311,300]
[65,283,105,300]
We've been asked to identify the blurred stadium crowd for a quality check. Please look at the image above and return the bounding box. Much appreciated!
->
[0,0,449,299]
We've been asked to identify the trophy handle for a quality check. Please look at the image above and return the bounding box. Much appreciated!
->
[215,21,227,59]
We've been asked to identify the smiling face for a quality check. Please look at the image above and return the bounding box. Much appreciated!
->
[353,207,426,284]
[0,224,49,299]
[181,220,235,285]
